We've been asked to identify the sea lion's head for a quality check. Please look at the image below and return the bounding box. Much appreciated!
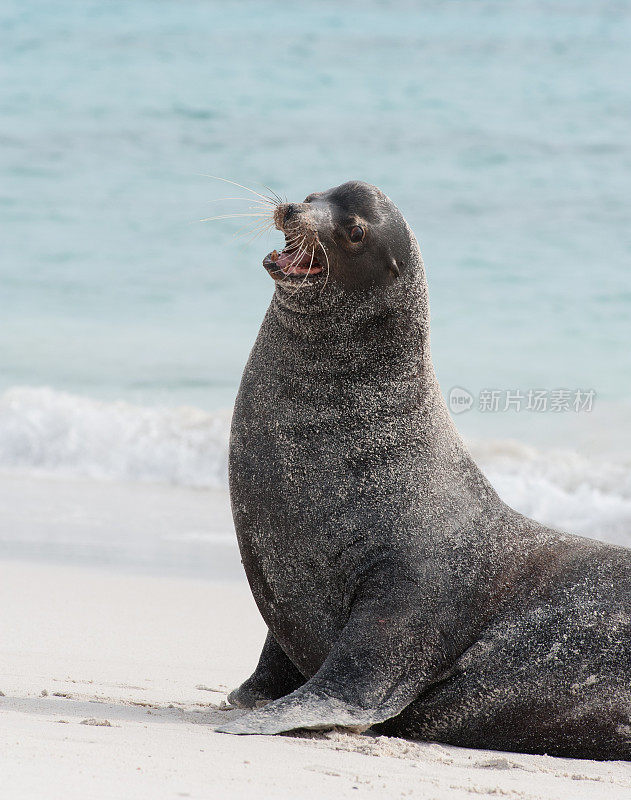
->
[263,181,419,293]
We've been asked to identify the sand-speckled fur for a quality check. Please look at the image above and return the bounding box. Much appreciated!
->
[221,182,631,760]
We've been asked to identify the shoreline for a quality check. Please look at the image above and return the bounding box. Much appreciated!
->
[2,437,630,583]
[2,559,631,799]
[0,470,240,580]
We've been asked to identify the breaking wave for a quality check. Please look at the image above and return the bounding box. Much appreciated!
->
[1,387,629,545]
[470,439,631,546]
[0,386,230,488]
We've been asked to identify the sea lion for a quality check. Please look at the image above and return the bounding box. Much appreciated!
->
[218,181,631,760]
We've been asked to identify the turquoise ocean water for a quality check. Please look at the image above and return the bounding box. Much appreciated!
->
[1,1,630,554]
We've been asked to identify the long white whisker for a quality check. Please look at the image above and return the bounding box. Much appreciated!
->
[288,237,307,264]
[200,174,279,206]
[206,197,274,207]
[200,213,270,222]
[249,227,276,244]
[233,219,275,239]
[282,230,305,247]
[285,239,310,285]
[263,184,284,205]
[283,237,304,251]
[238,222,276,243]
[318,239,331,293]
[291,243,317,295]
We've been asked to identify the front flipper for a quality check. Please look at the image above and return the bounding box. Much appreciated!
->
[227,631,305,709]
[218,686,375,735]
[217,585,447,735]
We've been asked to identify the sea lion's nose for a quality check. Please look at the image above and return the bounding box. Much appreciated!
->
[283,204,300,224]
[274,202,307,231]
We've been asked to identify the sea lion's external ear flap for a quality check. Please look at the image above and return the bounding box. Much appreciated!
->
[389,257,400,278]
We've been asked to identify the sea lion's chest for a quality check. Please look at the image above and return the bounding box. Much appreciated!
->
[230,473,355,672]
[229,382,412,668]
[230,404,370,593]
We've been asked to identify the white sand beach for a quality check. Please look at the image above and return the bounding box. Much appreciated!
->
[4,0,630,795]
[2,475,631,800]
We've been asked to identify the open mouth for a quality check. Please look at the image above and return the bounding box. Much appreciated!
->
[263,241,323,279]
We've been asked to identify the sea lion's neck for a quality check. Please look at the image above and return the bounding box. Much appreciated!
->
[267,271,433,384]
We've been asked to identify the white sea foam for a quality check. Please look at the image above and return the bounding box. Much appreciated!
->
[0,386,230,488]
[469,439,631,546]
[0,387,629,546]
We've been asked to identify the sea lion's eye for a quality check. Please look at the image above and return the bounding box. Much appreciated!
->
[349,225,365,243]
